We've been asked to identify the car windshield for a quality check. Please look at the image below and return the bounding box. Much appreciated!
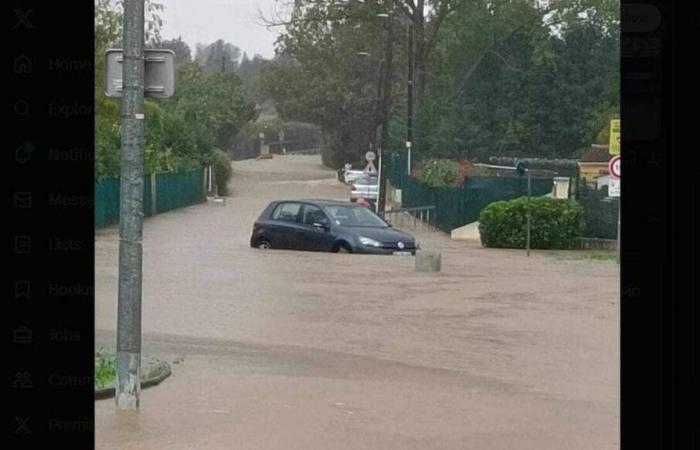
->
[324,205,388,227]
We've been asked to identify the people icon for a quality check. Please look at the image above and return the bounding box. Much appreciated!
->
[14,372,33,389]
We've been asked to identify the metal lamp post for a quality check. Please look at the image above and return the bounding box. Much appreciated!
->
[357,8,393,214]
[526,168,532,257]
[406,20,414,176]
[377,8,393,214]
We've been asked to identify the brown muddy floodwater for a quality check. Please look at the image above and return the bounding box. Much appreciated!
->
[95,155,619,450]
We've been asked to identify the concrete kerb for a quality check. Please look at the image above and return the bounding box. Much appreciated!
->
[95,358,172,400]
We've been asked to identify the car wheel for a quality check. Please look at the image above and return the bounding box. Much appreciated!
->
[336,243,352,253]
[256,240,272,250]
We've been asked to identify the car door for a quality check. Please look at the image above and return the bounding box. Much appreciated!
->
[268,202,304,249]
[298,204,335,251]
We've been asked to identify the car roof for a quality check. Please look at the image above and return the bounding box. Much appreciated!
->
[272,199,359,207]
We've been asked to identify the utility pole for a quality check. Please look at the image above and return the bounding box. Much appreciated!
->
[378,6,393,214]
[116,0,145,410]
[371,60,384,160]
[406,21,414,175]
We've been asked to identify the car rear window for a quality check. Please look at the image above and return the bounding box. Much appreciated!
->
[271,202,302,223]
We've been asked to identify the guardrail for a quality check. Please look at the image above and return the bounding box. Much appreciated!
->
[380,205,437,231]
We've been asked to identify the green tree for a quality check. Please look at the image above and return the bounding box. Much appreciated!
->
[94,1,255,177]
[173,63,256,150]
[412,0,619,159]
[195,39,241,73]
[159,36,192,66]
[259,0,393,167]
[237,52,269,104]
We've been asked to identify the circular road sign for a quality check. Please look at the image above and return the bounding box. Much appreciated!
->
[365,151,376,162]
[608,156,621,179]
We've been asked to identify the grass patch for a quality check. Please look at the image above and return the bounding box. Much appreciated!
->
[95,350,116,389]
[546,249,617,262]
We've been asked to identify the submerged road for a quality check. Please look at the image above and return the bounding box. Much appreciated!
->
[95,155,619,449]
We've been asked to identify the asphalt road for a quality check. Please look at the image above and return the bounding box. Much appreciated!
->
[95,155,619,449]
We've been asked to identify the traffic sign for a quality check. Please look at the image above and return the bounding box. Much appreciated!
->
[608,179,620,197]
[608,156,621,179]
[609,119,620,155]
[364,161,377,174]
[365,151,376,162]
[104,49,175,98]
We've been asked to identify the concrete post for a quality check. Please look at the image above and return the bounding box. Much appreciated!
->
[415,251,441,272]
[526,170,531,257]
[150,172,157,215]
[116,0,145,410]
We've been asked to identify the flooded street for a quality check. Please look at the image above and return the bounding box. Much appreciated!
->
[95,155,619,449]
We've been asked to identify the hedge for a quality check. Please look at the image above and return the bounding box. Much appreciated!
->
[576,182,618,239]
[479,196,584,249]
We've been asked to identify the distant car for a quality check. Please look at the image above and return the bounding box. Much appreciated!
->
[350,174,378,202]
[341,162,367,185]
[250,199,418,254]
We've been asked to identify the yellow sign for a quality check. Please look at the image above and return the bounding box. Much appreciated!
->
[609,119,620,155]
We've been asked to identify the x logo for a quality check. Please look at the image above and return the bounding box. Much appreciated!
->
[14,8,34,29]
[15,416,31,434]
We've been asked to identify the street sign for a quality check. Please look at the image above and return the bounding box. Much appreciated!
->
[609,156,621,179]
[104,49,175,98]
[609,119,620,155]
[609,178,620,197]
[364,161,377,174]
[365,151,376,162]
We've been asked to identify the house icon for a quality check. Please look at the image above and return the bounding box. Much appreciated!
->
[14,54,32,74]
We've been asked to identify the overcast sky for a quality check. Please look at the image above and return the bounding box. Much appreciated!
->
[159,0,285,59]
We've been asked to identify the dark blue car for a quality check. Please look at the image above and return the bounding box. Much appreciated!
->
[250,199,418,254]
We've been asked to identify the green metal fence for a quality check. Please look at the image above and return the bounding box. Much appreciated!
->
[95,169,205,229]
[155,169,205,213]
[386,152,554,232]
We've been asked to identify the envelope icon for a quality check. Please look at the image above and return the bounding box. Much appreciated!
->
[14,192,32,208]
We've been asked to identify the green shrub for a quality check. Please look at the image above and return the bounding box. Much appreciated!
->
[413,159,467,188]
[479,196,584,249]
[212,149,232,195]
[95,121,121,179]
[95,350,115,389]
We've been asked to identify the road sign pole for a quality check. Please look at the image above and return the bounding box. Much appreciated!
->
[376,152,382,214]
[116,0,145,410]
[526,170,531,257]
[617,195,621,264]
[406,141,412,175]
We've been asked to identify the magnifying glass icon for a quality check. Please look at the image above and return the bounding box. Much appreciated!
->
[14,100,31,117]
